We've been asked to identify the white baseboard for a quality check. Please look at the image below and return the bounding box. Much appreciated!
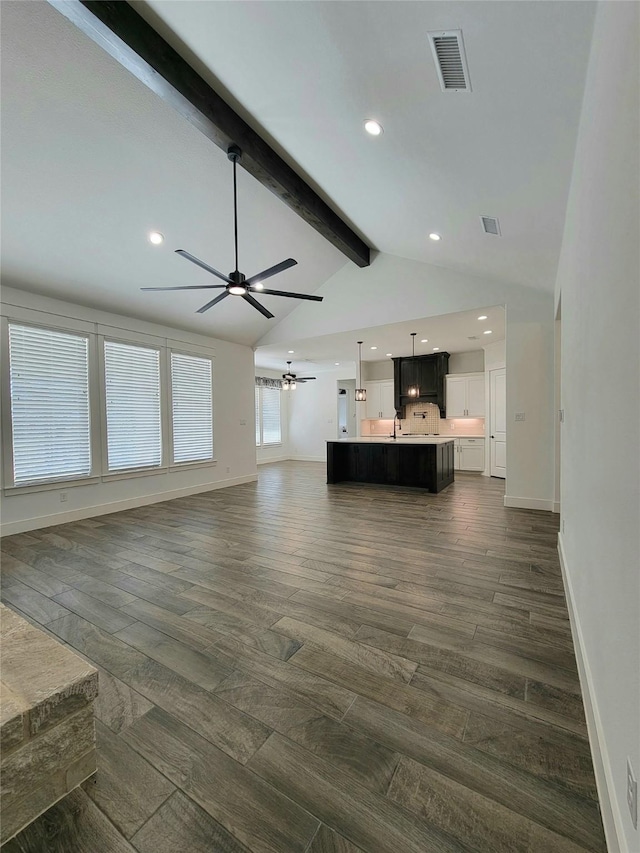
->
[257,456,290,465]
[503,495,555,511]
[0,474,258,537]
[553,500,561,514]
[287,455,325,463]
[558,533,623,853]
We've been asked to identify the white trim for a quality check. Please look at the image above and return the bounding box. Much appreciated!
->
[257,456,290,465]
[503,495,554,511]
[0,474,257,537]
[558,533,623,853]
[288,455,325,463]
[553,501,560,514]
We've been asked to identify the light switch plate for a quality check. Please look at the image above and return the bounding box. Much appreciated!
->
[239,419,247,426]
[515,412,526,421]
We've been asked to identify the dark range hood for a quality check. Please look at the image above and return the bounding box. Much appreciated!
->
[393,352,450,417]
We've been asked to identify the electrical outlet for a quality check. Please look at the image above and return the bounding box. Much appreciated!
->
[239,419,246,426]
[515,412,526,421]
[59,492,68,503]
[226,467,230,474]
[628,759,637,829]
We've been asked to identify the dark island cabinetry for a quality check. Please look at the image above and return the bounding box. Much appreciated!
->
[327,441,454,493]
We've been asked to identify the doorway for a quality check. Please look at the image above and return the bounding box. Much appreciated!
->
[490,367,506,478]
[337,379,356,438]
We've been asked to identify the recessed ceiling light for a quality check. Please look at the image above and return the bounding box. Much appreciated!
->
[370,346,377,350]
[148,231,164,245]
[335,362,340,366]
[253,282,264,290]
[433,347,440,351]
[420,339,428,343]
[477,315,488,320]
[364,119,383,136]
[429,233,441,241]
[288,350,294,354]
[483,330,492,335]
[386,353,392,357]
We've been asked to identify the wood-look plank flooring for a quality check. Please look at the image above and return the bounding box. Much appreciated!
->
[0,464,606,853]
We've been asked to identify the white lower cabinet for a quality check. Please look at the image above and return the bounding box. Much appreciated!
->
[453,437,485,471]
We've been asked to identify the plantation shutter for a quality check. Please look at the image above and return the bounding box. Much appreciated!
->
[255,385,261,446]
[104,340,161,471]
[171,352,213,463]
[261,386,281,445]
[8,323,91,485]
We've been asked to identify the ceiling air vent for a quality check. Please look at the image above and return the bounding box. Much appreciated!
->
[428,30,471,92]
[481,216,501,236]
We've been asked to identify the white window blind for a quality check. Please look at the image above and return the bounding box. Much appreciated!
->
[255,386,261,446]
[261,386,281,445]
[8,324,91,485]
[104,340,161,471]
[171,352,213,464]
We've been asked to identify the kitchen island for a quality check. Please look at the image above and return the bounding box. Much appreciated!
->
[327,437,455,493]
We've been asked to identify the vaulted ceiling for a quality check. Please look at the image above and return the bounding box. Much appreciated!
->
[1,1,596,346]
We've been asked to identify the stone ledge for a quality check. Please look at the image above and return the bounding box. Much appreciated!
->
[0,605,98,844]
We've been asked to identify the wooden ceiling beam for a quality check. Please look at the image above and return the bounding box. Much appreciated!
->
[48,0,371,268]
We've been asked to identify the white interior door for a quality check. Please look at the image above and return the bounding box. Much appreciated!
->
[490,368,506,478]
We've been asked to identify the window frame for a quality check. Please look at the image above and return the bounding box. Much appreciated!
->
[168,347,215,470]
[1,317,102,492]
[1,312,217,494]
[255,383,283,448]
[99,334,167,479]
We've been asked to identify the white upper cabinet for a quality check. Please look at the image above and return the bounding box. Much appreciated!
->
[446,373,485,418]
[365,380,395,419]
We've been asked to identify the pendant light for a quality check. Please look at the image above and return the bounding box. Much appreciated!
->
[355,341,367,401]
[407,332,420,398]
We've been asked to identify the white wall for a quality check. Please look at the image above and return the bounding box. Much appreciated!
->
[0,287,257,535]
[288,367,356,461]
[259,253,555,508]
[255,368,290,464]
[555,3,639,850]
[449,350,484,374]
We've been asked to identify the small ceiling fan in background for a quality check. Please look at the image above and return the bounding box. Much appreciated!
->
[141,145,324,319]
[282,361,316,390]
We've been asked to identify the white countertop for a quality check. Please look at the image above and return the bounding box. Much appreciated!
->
[330,436,455,445]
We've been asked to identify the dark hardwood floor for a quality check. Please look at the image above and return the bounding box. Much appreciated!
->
[1,463,606,853]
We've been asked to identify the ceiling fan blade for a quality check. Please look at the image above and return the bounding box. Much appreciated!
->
[254,288,323,302]
[242,293,274,319]
[141,285,226,291]
[296,377,317,381]
[245,258,297,286]
[196,291,230,314]
[175,250,232,284]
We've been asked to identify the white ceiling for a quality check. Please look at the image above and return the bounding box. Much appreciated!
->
[1,1,595,348]
[255,305,505,373]
[0,1,346,346]
[140,0,595,291]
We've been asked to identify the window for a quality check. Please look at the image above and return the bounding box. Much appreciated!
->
[255,383,282,446]
[104,340,161,472]
[255,386,261,447]
[7,324,91,485]
[171,352,213,463]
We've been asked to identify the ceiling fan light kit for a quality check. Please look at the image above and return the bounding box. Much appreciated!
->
[355,341,367,401]
[141,145,324,317]
[282,361,316,391]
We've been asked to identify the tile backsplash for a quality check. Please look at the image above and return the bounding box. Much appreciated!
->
[361,406,485,437]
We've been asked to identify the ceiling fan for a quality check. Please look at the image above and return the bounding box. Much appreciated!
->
[141,145,324,319]
[282,361,316,390]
